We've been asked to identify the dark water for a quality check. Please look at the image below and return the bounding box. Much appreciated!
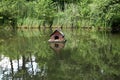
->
[0,29,120,80]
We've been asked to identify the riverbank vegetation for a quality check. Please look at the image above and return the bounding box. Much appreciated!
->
[0,0,120,31]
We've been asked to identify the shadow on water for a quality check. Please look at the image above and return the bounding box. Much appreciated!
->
[0,29,120,80]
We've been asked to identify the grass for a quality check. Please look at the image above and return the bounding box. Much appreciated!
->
[17,17,42,28]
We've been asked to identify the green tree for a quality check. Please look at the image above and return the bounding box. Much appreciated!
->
[35,0,56,28]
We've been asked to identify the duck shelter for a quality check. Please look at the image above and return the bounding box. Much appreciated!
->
[48,29,66,42]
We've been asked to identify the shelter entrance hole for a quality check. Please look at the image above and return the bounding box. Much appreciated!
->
[55,36,59,40]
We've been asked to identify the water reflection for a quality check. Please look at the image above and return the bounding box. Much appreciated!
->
[49,42,66,53]
[0,29,120,80]
[0,54,46,80]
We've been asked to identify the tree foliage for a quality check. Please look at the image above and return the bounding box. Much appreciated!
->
[0,0,120,29]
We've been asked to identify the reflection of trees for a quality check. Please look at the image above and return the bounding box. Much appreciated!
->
[46,45,120,80]
[43,31,120,80]
[1,53,44,80]
[0,31,49,79]
[0,30,120,80]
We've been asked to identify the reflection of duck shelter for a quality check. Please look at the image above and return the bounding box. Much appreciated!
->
[48,30,66,42]
[50,42,65,52]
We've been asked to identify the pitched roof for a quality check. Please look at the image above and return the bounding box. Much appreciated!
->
[50,29,65,37]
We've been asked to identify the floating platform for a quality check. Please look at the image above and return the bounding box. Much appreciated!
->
[48,39,66,43]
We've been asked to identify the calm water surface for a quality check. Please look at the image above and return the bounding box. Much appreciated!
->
[0,29,120,80]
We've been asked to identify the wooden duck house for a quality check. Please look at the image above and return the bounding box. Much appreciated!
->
[48,29,66,42]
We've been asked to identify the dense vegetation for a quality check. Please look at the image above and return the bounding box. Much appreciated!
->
[0,0,120,31]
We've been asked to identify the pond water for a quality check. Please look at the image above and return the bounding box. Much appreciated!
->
[0,29,120,80]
